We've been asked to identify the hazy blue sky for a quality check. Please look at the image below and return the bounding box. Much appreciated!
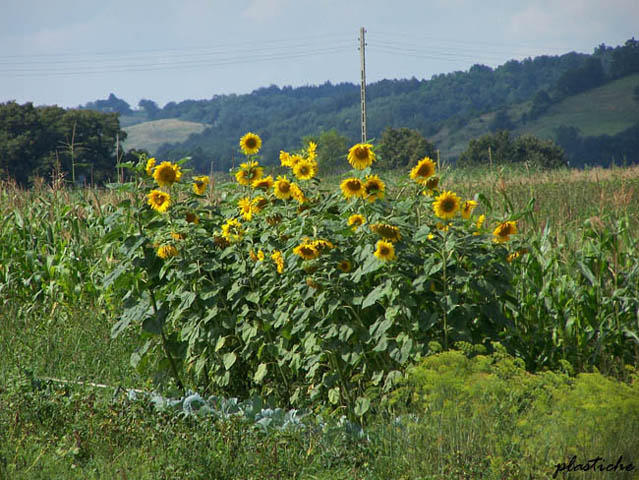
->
[1,0,637,109]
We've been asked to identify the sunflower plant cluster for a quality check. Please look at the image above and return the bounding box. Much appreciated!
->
[104,133,525,418]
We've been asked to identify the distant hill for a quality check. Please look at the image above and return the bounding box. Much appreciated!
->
[122,119,208,155]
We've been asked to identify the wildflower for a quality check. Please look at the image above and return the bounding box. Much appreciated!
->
[374,240,396,261]
[252,175,274,190]
[147,190,171,213]
[271,250,285,274]
[364,175,385,202]
[221,218,244,243]
[348,143,376,170]
[461,200,478,220]
[410,157,436,184]
[273,175,292,199]
[145,157,156,176]
[293,158,317,181]
[337,260,352,273]
[340,177,365,199]
[235,160,263,186]
[153,161,182,187]
[433,191,461,220]
[193,175,210,195]
[157,245,178,259]
[370,223,401,243]
[493,221,517,243]
[348,214,366,230]
[239,132,262,156]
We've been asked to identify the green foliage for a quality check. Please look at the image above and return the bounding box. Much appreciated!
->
[376,127,437,170]
[458,130,567,168]
[303,129,351,173]
[391,348,639,479]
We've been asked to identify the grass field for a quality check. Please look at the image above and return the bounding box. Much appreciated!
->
[122,118,209,154]
[2,164,639,479]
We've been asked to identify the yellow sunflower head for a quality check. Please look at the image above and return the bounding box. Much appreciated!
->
[340,177,365,200]
[337,260,352,273]
[461,200,478,220]
[312,239,335,251]
[221,218,244,243]
[157,245,178,259]
[252,175,274,191]
[370,223,402,243]
[239,132,262,156]
[235,161,263,186]
[252,196,268,212]
[348,214,366,230]
[153,161,182,187]
[271,250,285,274]
[279,151,293,168]
[364,174,385,202]
[193,175,210,195]
[306,141,318,162]
[145,157,156,176]
[293,158,317,181]
[170,232,186,241]
[374,240,396,261]
[348,143,376,170]
[290,183,307,204]
[185,212,199,224]
[273,175,292,199]
[433,190,461,220]
[410,157,436,184]
[293,242,320,260]
[493,221,517,243]
[147,189,171,213]
[238,197,255,221]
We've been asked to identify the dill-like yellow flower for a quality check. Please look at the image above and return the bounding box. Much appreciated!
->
[364,174,385,202]
[433,191,461,220]
[293,158,317,180]
[410,157,436,184]
[153,161,182,187]
[193,175,210,195]
[293,242,320,260]
[347,143,376,170]
[337,260,352,273]
[145,157,156,176]
[273,175,292,199]
[239,132,262,156]
[370,223,402,243]
[348,214,366,230]
[493,221,517,243]
[374,240,396,261]
[157,245,178,259]
[271,250,285,274]
[252,175,274,190]
[221,218,244,243]
[340,178,365,199]
[461,200,478,219]
[147,189,171,213]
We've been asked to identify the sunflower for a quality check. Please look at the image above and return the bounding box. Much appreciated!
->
[461,200,478,219]
[280,151,293,168]
[307,141,317,162]
[153,161,182,187]
[193,175,210,195]
[312,239,335,251]
[145,157,156,176]
[235,161,263,186]
[347,143,376,170]
[293,242,320,260]
[306,277,322,290]
[433,191,461,220]
[364,175,385,202]
[170,232,186,241]
[423,176,440,196]
[348,214,366,230]
[507,248,528,263]
[370,223,402,243]
[473,214,486,236]
[410,157,436,184]
[147,189,171,213]
[252,196,268,212]
[213,235,230,249]
[374,240,396,261]
[337,260,352,273]
[273,175,292,199]
[252,175,274,191]
[290,183,307,204]
[249,248,265,262]
[157,245,178,259]
[271,250,285,274]
[493,221,517,243]
[185,212,199,224]
[221,218,244,243]
[340,177,365,199]
[293,158,317,181]
[239,132,262,156]
[238,197,255,221]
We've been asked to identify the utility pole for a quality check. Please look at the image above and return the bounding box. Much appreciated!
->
[359,27,367,143]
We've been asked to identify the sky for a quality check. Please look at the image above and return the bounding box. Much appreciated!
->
[1,0,638,109]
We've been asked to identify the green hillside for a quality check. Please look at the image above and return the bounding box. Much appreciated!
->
[122,118,208,154]
[433,73,639,162]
